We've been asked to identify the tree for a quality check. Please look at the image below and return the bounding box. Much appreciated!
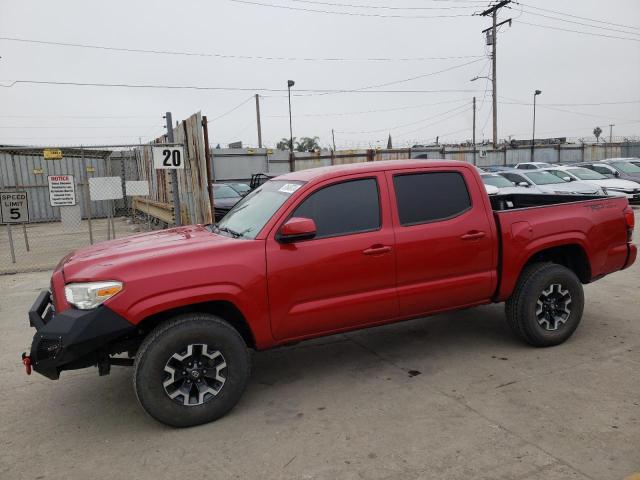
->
[295,136,320,152]
[276,137,295,150]
[593,126,602,143]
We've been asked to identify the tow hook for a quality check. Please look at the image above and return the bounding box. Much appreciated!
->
[21,353,32,375]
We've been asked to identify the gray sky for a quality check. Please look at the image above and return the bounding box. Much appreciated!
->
[1,0,639,149]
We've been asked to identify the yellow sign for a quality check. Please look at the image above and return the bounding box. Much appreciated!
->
[33,168,44,175]
[43,149,63,160]
[86,166,95,173]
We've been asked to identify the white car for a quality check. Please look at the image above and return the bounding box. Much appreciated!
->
[542,165,640,202]
[480,173,541,195]
[514,162,553,170]
[499,170,604,196]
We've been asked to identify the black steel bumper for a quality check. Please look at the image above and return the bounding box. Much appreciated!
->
[25,291,137,380]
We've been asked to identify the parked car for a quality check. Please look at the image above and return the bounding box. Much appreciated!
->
[22,160,636,427]
[580,159,640,183]
[514,162,553,170]
[225,182,251,196]
[480,172,542,195]
[542,165,640,202]
[482,165,513,173]
[499,169,604,195]
[212,183,242,221]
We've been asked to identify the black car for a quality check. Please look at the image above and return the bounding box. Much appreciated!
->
[212,183,243,221]
[225,182,251,196]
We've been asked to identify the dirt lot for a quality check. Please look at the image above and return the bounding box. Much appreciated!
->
[0,222,638,480]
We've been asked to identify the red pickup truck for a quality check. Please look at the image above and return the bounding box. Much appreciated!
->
[24,160,636,427]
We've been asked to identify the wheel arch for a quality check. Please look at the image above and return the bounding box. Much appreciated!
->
[136,300,257,350]
[522,243,591,284]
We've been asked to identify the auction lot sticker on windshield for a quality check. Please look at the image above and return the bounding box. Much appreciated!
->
[279,184,301,194]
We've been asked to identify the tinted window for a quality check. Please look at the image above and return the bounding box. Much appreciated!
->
[502,173,527,184]
[393,172,471,226]
[213,184,241,199]
[292,178,380,239]
[611,161,640,173]
[592,165,614,175]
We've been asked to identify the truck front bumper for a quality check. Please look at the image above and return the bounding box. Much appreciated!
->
[24,290,136,380]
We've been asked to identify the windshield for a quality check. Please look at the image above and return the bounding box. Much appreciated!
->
[213,184,241,199]
[482,175,514,188]
[231,183,251,194]
[610,161,640,173]
[566,167,607,180]
[215,180,304,239]
[526,171,567,185]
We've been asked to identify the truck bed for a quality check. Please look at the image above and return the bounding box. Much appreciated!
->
[490,194,632,302]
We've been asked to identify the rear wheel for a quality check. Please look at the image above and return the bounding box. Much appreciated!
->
[505,263,584,347]
[133,313,250,427]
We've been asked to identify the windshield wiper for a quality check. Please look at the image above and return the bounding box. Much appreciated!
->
[213,225,243,238]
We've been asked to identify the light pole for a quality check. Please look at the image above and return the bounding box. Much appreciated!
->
[532,89,542,161]
[287,80,295,154]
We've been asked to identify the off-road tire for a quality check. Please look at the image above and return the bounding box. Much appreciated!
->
[133,313,251,427]
[505,262,584,347]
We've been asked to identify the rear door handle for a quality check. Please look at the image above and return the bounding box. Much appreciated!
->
[461,231,486,240]
[363,245,392,255]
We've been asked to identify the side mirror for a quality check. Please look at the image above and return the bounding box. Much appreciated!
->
[563,176,572,182]
[517,182,529,188]
[485,185,499,196]
[278,217,317,243]
[614,171,620,177]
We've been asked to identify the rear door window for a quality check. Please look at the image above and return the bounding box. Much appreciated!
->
[393,172,471,226]
[292,178,380,239]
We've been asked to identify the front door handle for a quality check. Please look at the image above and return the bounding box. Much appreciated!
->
[363,245,392,255]
[461,231,486,240]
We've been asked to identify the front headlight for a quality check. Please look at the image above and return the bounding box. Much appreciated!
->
[64,281,123,310]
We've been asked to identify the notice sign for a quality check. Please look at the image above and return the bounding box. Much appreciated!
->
[89,177,123,201]
[0,191,29,223]
[48,175,77,206]
[43,148,63,160]
[152,146,185,170]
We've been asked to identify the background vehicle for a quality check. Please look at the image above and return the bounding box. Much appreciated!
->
[543,165,640,202]
[23,161,636,427]
[225,182,251,196]
[481,172,542,195]
[499,169,604,195]
[514,162,553,170]
[212,183,243,221]
[580,159,640,182]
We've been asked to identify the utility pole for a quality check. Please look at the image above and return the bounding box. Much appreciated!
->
[255,94,263,148]
[479,1,511,148]
[472,96,477,165]
[609,124,615,143]
[164,112,182,226]
[331,129,336,151]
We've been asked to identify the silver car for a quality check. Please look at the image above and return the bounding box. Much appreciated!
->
[542,166,640,202]
[480,173,542,194]
[499,170,604,195]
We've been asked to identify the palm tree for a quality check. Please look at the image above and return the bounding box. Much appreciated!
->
[593,127,602,143]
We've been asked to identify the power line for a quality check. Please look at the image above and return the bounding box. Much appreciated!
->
[515,1,640,32]
[0,114,158,119]
[0,79,480,95]
[499,99,640,106]
[513,7,640,36]
[288,0,481,10]
[226,0,474,18]
[0,36,485,62]
[207,96,254,123]
[516,20,640,42]
[265,97,471,118]
[0,125,162,129]
[336,102,470,134]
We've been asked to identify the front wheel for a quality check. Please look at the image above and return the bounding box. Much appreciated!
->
[133,313,251,427]
[505,263,584,347]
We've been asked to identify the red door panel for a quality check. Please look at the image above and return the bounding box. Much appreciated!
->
[266,173,398,341]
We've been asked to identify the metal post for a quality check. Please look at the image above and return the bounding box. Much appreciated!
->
[532,90,541,161]
[255,94,263,148]
[472,97,476,165]
[81,147,94,244]
[6,224,16,263]
[111,199,116,239]
[202,116,215,224]
[165,112,182,226]
[332,129,336,152]
[10,154,29,251]
[491,10,498,148]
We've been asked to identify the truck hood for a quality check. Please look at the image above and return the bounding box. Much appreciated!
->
[61,225,235,281]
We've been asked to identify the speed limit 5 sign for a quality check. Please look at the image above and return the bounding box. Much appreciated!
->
[152,146,185,170]
[1,191,29,223]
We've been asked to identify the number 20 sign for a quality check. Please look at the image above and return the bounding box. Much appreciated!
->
[152,146,185,170]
